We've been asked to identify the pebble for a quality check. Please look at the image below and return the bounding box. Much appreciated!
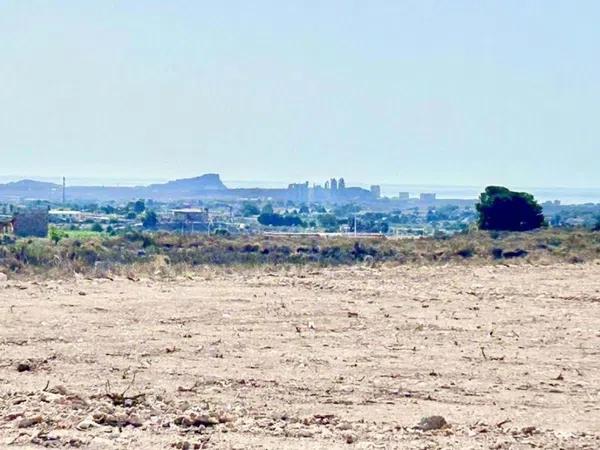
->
[218,413,236,424]
[344,433,356,444]
[77,419,97,430]
[297,429,314,438]
[16,361,32,372]
[17,415,43,428]
[46,432,60,441]
[414,415,448,431]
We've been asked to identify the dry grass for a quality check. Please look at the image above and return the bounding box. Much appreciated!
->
[1,228,600,279]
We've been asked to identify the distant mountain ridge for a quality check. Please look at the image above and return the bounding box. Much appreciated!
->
[0,174,229,202]
[149,174,227,191]
[5,179,61,189]
[0,173,383,203]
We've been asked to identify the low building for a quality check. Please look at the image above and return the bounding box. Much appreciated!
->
[13,208,49,238]
[398,192,410,201]
[49,209,85,223]
[173,208,209,223]
[162,208,210,234]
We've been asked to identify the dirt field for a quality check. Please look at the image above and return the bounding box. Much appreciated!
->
[1,262,600,449]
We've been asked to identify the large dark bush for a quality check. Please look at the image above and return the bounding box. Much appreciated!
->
[476,186,545,231]
[258,213,304,227]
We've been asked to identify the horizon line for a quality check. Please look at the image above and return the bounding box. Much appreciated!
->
[1,174,600,192]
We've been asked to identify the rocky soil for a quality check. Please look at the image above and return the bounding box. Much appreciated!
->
[1,262,599,449]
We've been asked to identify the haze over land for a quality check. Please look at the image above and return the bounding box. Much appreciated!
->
[2,175,600,204]
[2,1,600,188]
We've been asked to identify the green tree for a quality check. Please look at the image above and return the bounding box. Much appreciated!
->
[476,186,545,231]
[258,213,303,227]
[318,213,339,231]
[241,202,260,217]
[133,200,146,214]
[91,223,104,233]
[49,226,66,244]
[142,210,158,229]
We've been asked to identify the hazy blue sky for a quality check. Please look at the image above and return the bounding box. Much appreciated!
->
[1,1,598,187]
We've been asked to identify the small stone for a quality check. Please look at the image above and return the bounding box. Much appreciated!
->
[76,419,97,430]
[16,361,32,372]
[92,412,106,424]
[414,415,448,431]
[345,433,356,444]
[99,414,125,427]
[297,429,314,438]
[46,432,60,441]
[338,422,353,431]
[4,412,24,421]
[68,438,84,448]
[17,415,43,428]
[49,385,69,395]
[126,415,144,428]
[175,416,193,428]
[192,415,219,427]
[218,413,235,424]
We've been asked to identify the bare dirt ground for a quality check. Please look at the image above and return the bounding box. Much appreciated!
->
[1,262,600,449]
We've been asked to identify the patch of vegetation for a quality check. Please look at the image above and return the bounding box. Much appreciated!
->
[1,228,599,277]
[477,186,545,231]
[258,213,304,227]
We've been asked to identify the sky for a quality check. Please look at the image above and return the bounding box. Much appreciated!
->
[0,1,599,188]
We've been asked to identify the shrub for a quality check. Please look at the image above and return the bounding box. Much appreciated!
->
[503,249,528,258]
[241,202,260,217]
[49,226,67,244]
[91,223,104,233]
[456,247,475,258]
[491,248,504,259]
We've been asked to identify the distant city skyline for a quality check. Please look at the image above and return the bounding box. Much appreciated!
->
[1,174,600,204]
[1,2,600,188]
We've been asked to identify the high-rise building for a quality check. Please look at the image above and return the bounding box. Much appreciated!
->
[330,178,338,191]
[287,182,309,201]
[370,185,381,199]
[338,178,346,190]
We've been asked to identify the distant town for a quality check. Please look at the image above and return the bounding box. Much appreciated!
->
[0,173,599,240]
